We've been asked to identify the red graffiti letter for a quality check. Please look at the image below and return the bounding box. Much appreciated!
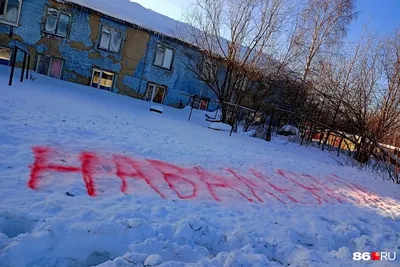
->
[28,146,98,196]
[194,167,255,202]
[250,169,299,204]
[277,169,327,205]
[113,155,165,198]
[146,159,197,200]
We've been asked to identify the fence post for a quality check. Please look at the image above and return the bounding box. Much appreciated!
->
[337,137,343,156]
[396,150,399,184]
[188,95,195,121]
[300,117,307,145]
[26,54,30,80]
[266,107,275,142]
[213,104,220,119]
[8,46,18,86]
[306,122,314,144]
[229,106,238,137]
[20,52,27,83]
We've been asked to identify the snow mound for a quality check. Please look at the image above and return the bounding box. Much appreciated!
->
[208,122,232,132]
[280,125,299,135]
[149,106,163,114]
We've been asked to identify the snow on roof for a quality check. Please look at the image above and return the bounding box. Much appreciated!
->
[63,0,283,69]
[63,0,186,39]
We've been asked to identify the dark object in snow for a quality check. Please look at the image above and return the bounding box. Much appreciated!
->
[65,192,74,197]
[206,118,221,123]
[208,122,232,132]
[278,125,299,136]
[149,106,163,114]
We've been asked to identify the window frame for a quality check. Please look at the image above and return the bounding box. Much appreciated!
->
[97,25,123,54]
[193,95,210,111]
[198,97,210,111]
[201,57,219,83]
[42,6,72,38]
[0,0,22,26]
[90,68,115,91]
[145,83,167,104]
[153,43,175,70]
[35,54,64,79]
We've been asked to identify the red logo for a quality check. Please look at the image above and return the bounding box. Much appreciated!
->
[372,252,381,261]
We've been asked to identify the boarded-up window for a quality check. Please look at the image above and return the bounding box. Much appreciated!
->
[49,59,63,79]
[0,47,11,66]
[98,26,122,53]
[154,44,174,70]
[44,8,71,37]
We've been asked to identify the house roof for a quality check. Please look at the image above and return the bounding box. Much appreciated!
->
[62,0,285,72]
[62,0,186,39]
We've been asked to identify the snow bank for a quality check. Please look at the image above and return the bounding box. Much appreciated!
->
[280,125,299,135]
[0,66,399,266]
[208,122,232,132]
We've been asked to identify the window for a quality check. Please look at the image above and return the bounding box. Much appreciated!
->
[201,58,218,83]
[145,83,166,104]
[154,44,174,70]
[199,98,210,111]
[0,47,11,66]
[36,55,64,79]
[193,96,210,111]
[0,0,22,26]
[91,69,115,91]
[44,8,71,38]
[98,26,122,53]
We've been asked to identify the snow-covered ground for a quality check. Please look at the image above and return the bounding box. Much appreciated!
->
[0,66,399,267]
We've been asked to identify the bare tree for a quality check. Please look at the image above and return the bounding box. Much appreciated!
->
[366,31,400,163]
[308,28,400,168]
[176,0,290,122]
[312,36,364,150]
[294,0,358,83]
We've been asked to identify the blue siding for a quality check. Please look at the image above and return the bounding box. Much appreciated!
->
[1,0,218,109]
[126,35,217,108]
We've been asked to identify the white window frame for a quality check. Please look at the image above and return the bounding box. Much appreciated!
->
[0,0,23,26]
[153,44,174,70]
[145,83,166,104]
[98,26,123,53]
[43,7,71,38]
[90,68,115,91]
[35,55,64,79]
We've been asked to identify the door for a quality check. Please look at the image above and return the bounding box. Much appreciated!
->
[146,83,166,104]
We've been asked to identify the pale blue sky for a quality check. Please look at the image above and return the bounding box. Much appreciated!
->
[131,0,400,41]
[131,0,194,21]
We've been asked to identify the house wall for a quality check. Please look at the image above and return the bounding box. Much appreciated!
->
[0,0,217,109]
[123,35,217,108]
[0,0,149,93]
